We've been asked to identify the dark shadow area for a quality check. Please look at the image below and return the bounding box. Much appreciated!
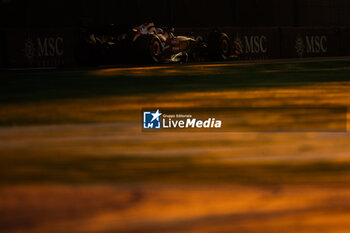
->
[1,0,350,28]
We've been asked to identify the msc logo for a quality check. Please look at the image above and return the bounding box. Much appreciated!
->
[295,34,328,57]
[143,110,162,129]
[234,35,268,55]
[24,36,64,60]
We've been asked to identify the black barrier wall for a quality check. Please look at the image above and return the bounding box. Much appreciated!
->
[1,27,350,68]
[339,28,350,56]
[0,31,4,68]
[3,28,76,68]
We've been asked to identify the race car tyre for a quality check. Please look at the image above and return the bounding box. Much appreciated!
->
[208,32,231,60]
[135,35,162,63]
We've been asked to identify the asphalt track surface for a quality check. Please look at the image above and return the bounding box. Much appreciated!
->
[1,57,350,233]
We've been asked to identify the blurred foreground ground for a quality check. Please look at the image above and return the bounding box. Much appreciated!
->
[1,58,350,233]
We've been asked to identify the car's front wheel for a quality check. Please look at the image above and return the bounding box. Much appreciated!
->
[208,32,231,60]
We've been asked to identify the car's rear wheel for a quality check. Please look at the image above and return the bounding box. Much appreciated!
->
[208,32,231,60]
[151,38,161,60]
[135,35,162,63]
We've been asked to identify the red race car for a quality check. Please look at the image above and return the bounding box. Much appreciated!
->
[78,21,243,65]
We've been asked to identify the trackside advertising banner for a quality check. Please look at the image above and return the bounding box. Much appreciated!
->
[0,30,4,68]
[280,27,340,58]
[3,28,76,68]
[223,27,281,60]
[177,27,350,60]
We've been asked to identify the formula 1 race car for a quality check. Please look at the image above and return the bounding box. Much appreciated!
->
[77,22,243,65]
